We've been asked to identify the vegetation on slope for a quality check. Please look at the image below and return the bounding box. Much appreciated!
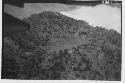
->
[2,11,121,80]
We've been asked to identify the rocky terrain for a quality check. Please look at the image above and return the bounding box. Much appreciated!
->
[2,11,121,80]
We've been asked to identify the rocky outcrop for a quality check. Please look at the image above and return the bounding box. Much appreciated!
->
[2,11,121,80]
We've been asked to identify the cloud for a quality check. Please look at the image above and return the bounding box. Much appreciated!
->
[4,3,78,19]
[61,4,121,33]
[4,3,121,33]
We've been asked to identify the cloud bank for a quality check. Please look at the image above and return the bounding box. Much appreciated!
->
[61,4,121,33]
[4,3,121,33]
[4,3,78,19]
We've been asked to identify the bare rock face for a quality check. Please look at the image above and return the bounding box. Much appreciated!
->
[2,11,121,80]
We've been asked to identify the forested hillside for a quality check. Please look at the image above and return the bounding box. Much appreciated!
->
[2,11,121,80]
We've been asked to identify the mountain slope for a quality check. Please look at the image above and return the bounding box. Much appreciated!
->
[2,11,121,80]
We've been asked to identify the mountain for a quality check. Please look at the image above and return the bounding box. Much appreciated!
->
[2,11,121,80]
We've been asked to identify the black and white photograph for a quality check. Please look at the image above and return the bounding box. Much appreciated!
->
[1,0,122,81]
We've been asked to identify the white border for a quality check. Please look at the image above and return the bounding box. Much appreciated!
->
[0,0,124,83]
[0,0,2,81]
[121,0,125,82]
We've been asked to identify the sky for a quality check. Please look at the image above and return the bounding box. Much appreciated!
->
[4,3,121,33]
